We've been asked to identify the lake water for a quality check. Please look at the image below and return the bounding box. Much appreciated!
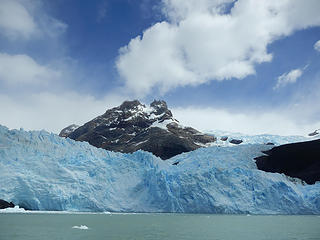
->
[0,213,319,240]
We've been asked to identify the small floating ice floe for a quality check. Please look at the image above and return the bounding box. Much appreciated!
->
[72,225,89,230]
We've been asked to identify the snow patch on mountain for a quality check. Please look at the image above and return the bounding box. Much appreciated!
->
[59,124,79,137]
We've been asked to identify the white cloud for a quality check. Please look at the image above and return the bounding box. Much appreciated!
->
[116,0,320,97]
[173,106,320,136]
[0,53,60,86]
[40,15,68,38]
[1,90,317,135]
[174,75,320,136]
[97,1,108,22]
[0,92,125,133]
[0,1,121,134]
[314,40,320,52]
[162,0,234,22]
[0,0,37,39]
[274,68,303,90]
[0,0,67,40]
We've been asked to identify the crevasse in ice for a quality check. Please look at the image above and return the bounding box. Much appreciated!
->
[0,125,319,214]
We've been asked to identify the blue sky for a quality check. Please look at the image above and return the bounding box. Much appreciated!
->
[0,0,320,135]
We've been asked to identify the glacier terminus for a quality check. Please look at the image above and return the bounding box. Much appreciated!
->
[0,125,319,214]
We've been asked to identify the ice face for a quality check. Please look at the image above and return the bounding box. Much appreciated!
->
[0,125,319,214]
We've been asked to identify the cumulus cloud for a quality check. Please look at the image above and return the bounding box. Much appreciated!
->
[0,0,67,40]
[0,0,37,39]
[0,1,120,133]
[0,53,60,86]
[314,40,320,52]
[116,0,320,96]
[0,92,125,133]
[173,106,320,136]
[0,52,127,133]
[273,68,303,90]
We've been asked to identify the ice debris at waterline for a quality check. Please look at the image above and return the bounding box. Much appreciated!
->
[0,125,319,214]
[72,225,89,230]
[0,206,26,213]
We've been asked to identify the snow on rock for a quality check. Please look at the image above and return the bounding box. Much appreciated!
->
[148,119,176,131]
[0,125,319,214]
[59,124,80,137]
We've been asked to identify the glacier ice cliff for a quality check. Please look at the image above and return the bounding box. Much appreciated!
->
[0,125,319,214]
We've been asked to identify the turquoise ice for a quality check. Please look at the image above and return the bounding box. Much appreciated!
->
[0,125,319,214]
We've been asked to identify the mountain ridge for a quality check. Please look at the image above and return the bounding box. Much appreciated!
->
[60,100,216,159]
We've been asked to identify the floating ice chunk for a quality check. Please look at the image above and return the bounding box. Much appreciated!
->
[72,225,89,230]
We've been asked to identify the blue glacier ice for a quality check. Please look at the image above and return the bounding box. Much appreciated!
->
[0,125,319,214]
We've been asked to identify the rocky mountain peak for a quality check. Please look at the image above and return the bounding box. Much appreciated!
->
[150,99,167,111]
[60,100,216,159]
[118,100,142,111]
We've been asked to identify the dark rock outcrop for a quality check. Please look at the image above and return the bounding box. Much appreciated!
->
[255,139,320,184]
[229,139,243,144]
[60,100,216,160]
[308,129,319,137]
[0,199,14,209]
[220,136,228,141]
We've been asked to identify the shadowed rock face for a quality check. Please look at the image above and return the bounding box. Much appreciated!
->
[0,199,14,209]
[308,129,319,137]
[255,139,320,184]
[229,139,243,145]
[59,100,216,159]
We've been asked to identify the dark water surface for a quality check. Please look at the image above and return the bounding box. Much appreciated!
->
[0,213,319,240]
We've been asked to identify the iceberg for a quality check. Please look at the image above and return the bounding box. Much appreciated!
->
[0,125,319,214]
[72,225,89,230]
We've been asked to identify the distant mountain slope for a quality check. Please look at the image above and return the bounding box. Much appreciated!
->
[59,124,79,137]
[60,100,216,159]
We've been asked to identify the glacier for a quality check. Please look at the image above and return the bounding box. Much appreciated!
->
[206,129,317,146]
[0,125,319,214]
